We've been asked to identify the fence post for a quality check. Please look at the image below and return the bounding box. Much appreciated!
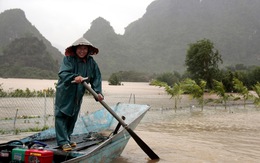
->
[128,93,132,103]
[13,109,18,135]
[44,91,47,127]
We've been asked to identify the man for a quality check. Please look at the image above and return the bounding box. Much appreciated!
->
[55,37,103,151]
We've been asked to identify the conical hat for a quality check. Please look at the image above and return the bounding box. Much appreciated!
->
[65,37,99,56]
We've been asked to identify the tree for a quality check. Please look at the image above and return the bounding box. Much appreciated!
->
[151,80,183,112]
[156,71,182,87]
[218,69,234,92]
[181,78,207,111]
[248,66,260,87]
[252,82,260,107]
[211,79,233,110]
[165,83,184,111]
[108,73,121,85]
[233,78,253,108]
[185,39,222,89]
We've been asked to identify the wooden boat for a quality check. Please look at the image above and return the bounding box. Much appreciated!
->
[0,103,150,163]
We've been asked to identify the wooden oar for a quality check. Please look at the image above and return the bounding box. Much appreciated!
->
[81,81,159,160]
[113,115,125,135]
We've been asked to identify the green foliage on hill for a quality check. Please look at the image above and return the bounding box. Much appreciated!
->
[1,0,260,79]
[0,36,59,79]
[0,9,62,79]
[85,0,260,77]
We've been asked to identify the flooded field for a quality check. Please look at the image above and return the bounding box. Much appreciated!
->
[1,78,260,163]
[115,106,260,163]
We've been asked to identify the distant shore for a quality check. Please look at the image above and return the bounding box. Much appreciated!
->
[0,77,172,106]
[0,78,166,95]
[0,78,256,109]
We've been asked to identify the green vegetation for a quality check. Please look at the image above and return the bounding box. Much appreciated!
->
[252,82,260,106]
[108,73,122,85]
[155,72,181,86]
[108,71,152,85]
[185,39,222,89]
[150,38,260,110]
[0,36,59,79]
[233,78,253,108]
[2,1,260,79]
[152,78,260,110]
[181,79,207,111]
[0,84,55,97]
[211,79,233,110]
[150,80,183,111]
[12,126,50,135]
[166,83,183,111]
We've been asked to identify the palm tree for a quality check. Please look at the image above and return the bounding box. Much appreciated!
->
[252,82,260,107]
[233,78,253,108]
[165,83,184,112]
[181,78,206,111]
[211,79,232,110]
[151,80,183,112]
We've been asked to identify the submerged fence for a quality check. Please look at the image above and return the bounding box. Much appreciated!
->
[1,92,257,136]
[0,93,175,135]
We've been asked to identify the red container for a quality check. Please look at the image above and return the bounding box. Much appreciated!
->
[25,148,53,163]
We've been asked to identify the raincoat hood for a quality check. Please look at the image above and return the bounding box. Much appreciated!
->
[65,37,99,56]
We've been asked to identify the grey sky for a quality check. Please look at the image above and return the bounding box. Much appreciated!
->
[0,0,155,51]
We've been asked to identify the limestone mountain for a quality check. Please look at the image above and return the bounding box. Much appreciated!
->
[1,0,260,79]
[0,9,63,78]
[84,0,260,77]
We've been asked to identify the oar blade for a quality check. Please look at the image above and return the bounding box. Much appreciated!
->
[126,127,159,160]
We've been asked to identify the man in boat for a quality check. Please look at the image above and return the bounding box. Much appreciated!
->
[55,37,104,151]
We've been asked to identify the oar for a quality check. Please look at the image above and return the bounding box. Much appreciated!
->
[113,115,125,135]
[81,81,159,160]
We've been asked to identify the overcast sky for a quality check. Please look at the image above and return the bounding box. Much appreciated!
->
[0,0,155,51]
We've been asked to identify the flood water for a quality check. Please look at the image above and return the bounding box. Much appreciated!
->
[1,78,260,163]
[114,106,260,163]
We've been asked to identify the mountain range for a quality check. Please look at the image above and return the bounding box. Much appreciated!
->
[0,0,259,79]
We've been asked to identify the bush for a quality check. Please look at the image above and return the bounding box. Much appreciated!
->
[108,73,121,85]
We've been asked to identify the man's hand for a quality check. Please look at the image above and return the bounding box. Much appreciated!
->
[74,76,84,83]
[97,93,104,101]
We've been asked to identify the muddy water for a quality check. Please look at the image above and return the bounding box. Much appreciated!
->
[114,107,260,163]
[1,78,260,163]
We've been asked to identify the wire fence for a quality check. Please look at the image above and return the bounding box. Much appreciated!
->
[1,92,257,136]
[0,93,175,135]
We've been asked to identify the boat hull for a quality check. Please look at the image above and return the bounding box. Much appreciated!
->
[0,103,150,163]
[64,103,149,163]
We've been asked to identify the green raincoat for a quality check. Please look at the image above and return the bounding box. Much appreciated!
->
[54,37,102,146]
[55,54,102,116]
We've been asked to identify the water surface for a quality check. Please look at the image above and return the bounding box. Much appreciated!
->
[114,106,260,163]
